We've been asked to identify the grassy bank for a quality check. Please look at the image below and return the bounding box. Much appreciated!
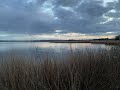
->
[0,49,120,90]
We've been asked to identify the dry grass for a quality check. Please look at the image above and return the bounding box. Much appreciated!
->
[0,48,120,90]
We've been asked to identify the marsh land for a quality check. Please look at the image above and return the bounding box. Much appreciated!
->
[0,42,120,90]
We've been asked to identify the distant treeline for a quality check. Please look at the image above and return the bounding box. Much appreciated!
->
[0,35,119,42]
[115,35,120,40]
[94,35,120,40]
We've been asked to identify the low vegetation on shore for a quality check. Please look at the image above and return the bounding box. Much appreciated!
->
[0,47,120,90]
[115,35,120,40]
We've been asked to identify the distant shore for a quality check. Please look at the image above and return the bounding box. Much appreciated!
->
[0,40,120,45]
[50,40,120,45]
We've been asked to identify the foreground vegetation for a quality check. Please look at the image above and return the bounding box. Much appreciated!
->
[115,35,120,40]
[0,48,120,90]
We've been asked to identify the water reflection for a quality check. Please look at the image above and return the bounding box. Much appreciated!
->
[0,42,119,58]
[0,42,107,52]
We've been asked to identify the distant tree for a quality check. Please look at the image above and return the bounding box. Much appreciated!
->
[115,35,120,40]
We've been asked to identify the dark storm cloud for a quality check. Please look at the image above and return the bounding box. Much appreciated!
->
[0,0,119,35]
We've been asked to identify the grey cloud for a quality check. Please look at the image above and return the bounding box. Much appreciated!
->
[0,0,55,34]
[0,0,119,36]
[54,6,77,20]
[52,0,113,33]
[76,1,105,17]
[115,0,120,10]
[53,0,81,7]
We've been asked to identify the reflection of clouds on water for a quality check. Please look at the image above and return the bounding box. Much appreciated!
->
[33,43,108,53]
[0,42,112,50]
[0,42,119,56]
[103,45,112,51]
[0,42,33,51]
[0,42,120,62]
[33,42,63,48]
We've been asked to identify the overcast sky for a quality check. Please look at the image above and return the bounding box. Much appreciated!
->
[0,0,120,40]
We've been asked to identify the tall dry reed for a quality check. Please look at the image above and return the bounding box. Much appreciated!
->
[0,48,120,90]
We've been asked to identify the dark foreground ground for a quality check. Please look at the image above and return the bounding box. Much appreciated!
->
[0,48,120,90]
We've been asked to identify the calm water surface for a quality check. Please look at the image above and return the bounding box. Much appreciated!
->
[0,42,119,57]
[0,42,109,52]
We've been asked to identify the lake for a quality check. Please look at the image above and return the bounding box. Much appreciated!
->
[0,42,120,59]
[0,42,110,52]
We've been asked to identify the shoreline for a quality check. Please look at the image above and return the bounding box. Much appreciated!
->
[50,40,120,45]
[0,40,120,45]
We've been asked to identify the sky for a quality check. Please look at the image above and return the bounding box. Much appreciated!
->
[0,0,120,40]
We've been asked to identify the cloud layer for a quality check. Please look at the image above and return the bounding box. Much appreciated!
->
[0,0,120,39]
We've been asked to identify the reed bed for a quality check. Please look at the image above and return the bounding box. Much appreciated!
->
[0,48,120,90]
